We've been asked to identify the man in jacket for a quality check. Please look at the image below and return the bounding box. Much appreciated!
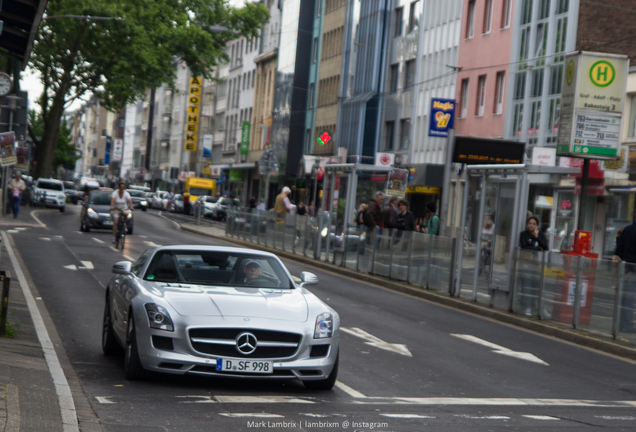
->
[363,191,384,228]
[382,196,399,229]
[273,186,295,214]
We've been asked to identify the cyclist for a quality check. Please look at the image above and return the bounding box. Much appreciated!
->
[110,181,133,245]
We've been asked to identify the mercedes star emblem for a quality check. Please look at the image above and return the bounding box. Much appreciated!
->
[235,332,258,355]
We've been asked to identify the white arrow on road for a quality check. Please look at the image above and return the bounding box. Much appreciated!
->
[144,241,162,248]
[340,327,412,357]
[451,334,549,365]
[64,265,77,271]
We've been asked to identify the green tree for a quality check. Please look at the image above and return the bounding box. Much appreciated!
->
[29,110,78,175]
[28,0,268,179]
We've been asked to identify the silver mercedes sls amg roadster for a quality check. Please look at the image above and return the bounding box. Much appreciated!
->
[102,245,340,389]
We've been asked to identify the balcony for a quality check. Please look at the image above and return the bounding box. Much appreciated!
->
[162,105,172,116]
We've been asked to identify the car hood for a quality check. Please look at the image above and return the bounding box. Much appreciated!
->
[152,284,309,322]
[89,204,111,214]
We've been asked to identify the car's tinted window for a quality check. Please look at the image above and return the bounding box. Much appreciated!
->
[127,190,145,197]
[205,196,218,203]
[64,182,77,190]
[131,249,153,276]
[143,251,292,288]
[89,191,111,205]
[37,180,63,191]
[219,198,234,206]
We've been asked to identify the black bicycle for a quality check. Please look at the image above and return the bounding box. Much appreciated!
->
[114,208,131,250]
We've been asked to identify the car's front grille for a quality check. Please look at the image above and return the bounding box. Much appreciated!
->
[188,328,302,359]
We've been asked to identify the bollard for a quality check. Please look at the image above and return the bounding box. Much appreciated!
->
[0,271,11,335]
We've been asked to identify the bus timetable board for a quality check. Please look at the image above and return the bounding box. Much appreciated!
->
[452,136,526,165]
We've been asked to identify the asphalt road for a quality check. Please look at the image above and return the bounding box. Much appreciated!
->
[7,205,636,431]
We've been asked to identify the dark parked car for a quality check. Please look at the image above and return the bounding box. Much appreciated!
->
[80,190,134,234]
[64,182,80,204]
[127,189,149,211]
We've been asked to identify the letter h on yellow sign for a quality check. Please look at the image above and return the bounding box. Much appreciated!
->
[184,76,203,151]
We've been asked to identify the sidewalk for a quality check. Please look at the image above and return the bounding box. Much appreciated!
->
[177,221,636,363]
[0,232,102,431]
[0,206,46,228]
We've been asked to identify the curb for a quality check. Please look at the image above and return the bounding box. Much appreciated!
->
[178,223,636,363]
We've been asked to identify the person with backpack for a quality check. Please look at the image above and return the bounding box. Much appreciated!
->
[422,202,439,235]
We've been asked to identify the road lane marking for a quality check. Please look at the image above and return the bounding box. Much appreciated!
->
[455,415,510,419]
[7,230,18,233]
[1,232,79,431]
[292,275,301,283]
[110,246,119,252]
[64,265,77,271]
[352,398,636,407]
[95,397,116,404]
[335,381,366,398]
[140,235,147,238]
[214,396,315,404]
[176,395,216,404]
[451,334,549,365]
[340,327,412,357]
[219,413,284,418]
[123,255,135,261]
[524,415,560,420]
[144,241,162,248]
[15,227,27,231]
[30,210,47,227]
[39,237,51,241]
[381,414,435,418]
[92,238,104,244]
[80,261,94,270]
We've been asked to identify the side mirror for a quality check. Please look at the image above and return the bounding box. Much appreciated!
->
[300,271,318,286]
[112,261,133,275]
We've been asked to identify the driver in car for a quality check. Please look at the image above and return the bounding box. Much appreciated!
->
[242,259,262,283]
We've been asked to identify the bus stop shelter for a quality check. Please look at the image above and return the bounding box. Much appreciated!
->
[456,164,578,308]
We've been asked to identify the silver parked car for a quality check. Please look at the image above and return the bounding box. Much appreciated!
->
[102,246,340,389]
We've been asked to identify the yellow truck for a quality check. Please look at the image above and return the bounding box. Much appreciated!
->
[185,177,216,201]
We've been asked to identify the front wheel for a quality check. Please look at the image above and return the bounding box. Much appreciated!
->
[124,314,146,380]
[59,206,65,213]
[303,352,339,390]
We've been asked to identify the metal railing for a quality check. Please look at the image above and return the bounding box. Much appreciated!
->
[510,248,636,344]
[226,210,457,295]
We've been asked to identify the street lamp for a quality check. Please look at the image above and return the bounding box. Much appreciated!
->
[313,158,321,211]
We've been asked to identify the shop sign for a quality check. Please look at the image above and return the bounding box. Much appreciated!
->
[405,186,441,194]
[385,169,409,198]
[240,121,250,155]
[184,76,203,152]
[602,148,628,171]
[229,169,244,182]
[428,98,455,137]
[112,139,123,161]
[0,132,16,166]
[104,136,112,165]
[557,52,629,160]
[531,147,556,166]
[375,152,395,167]
[203,134,213,158]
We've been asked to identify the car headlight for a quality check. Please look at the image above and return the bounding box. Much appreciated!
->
[140,200,147,205]
[87,208,98,218]
[144,303,174,331]
[314,312,333,339]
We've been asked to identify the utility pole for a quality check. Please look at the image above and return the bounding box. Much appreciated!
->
[144,87,155,172]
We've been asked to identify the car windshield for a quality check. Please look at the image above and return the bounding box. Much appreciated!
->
[127,190,145,197]
[189,187,211,196]
[64,182,77,190]
[38,180,63,191]
[143,251,293,289]
[219,198,234,206]
[205,196,218,203]
[89,191,112,205]
[158,192,168,198]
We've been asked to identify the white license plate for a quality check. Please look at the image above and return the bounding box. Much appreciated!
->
[102,221,113,226]
[216,358,273,374]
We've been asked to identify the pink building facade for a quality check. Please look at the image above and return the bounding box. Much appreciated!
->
[455,0,515,138]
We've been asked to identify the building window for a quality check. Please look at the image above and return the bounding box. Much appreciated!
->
[521,0,533,25]
[513,104,524,136]
[519,27,530,62]
[539,0,550,19]
[476,75,486,117]
[557,0,569,14]
[389,64,399,93]
[384,121,395,151]
[394,7,403,37]
[529,101,541,136]
[483,0,493,34]
[313,38,319,62]
[501,0,512,28]
[466,0,475,39]
[306,129,311,154]
[399,118,411,149]
[495,72,505,114]
[408,1,419,33]
[316,0,321,16]
[514,72,526,100]
[404,60,415,91]
[460,79,469,118]
[309,84,314,108]
[549,65,563,95]
[531,69,544,98]
[548,98,561,135]
[629,97,636,138]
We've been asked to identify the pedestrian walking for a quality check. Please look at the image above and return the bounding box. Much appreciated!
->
[395,199,415,231]
[8,171,25,218]
[382,196,399,229]
[249,196,257,210]
[519,216,548,317]
[362,191,384,228]
[273,186,296,214]
[615,220,636,332]
[421,202,440,235]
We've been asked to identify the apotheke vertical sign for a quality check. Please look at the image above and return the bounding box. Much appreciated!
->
[557,52,629,160]
[184,76,203,152]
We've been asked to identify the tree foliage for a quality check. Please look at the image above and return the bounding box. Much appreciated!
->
[28,0,269,178]
[29,110,77,173]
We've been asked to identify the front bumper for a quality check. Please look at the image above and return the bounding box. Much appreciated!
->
[134,315,339,381]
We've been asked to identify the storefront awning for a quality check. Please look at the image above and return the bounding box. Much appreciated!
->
[0,0,48,69]
[230,162,255,170]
